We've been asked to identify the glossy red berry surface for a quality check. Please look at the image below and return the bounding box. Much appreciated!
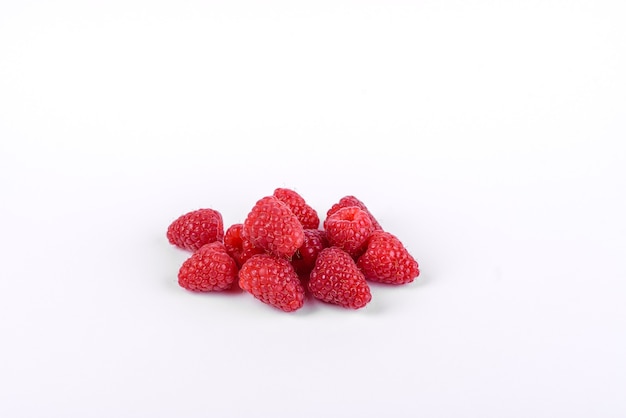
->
[273,188,320,229]
[167,208,224,252]
[324,206,375,258]
[223,223,264,268]
[239,254,305,312]
[326,195,383,231]
[178,242,238,292]
[308,247,372,309]
[291,229,328,277]
[243,196,305,258]
[357,231,419,285]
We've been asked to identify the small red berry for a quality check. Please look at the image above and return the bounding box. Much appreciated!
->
[243,196,305,258]
[273,188,320,229]
[224,223,264,268]
[308,247,372,309]
[327,195,383,231]
[239,254,305,312]
[357,231,419,284]
[178,242,238,292]
[167,208,224,252]
[291,229,328,277]
[324,206,375,258]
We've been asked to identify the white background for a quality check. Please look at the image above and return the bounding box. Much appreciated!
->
[1,1,625,416]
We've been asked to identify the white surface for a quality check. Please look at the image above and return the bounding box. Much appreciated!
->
[1,1,625,417]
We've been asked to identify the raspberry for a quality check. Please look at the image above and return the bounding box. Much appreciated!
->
[243,196,305,258]
[357,231,419,284]
[239,254,305,312]
[291,229,328,277]
[223,223,264,268]
[273,188,320,229]
[327,195,383,231]
[324,206,375,258]
[167,208,224,252]
[308,247,372,309]
[178,242,238,291]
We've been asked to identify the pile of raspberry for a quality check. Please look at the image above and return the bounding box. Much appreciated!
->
[166,188,420,312]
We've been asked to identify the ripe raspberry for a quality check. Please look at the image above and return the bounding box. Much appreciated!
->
[239,254,305,312]
[327,195,383,231]
[167,208,224,252]
[223,223,264,268]
[308,247,372,309]
[291,229,328,277]
[324,206,375,258]
[273,188,320,229]
[357,231,419,285]
[178,242,238,292]
[243,196,305,258]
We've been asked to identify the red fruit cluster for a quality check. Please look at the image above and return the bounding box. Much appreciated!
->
[166,188,420,313]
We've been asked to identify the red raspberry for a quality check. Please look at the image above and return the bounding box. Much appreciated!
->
[308,247,372,309]
[239,254,305,312]
[178,242,238,292]
[324,206,375,258]
[291,229,328,277]
[327,195,383,231]
[167,208,224,252]
[357,231,419,284]
[273,188,320,229]
[243,196,305,258]
[223,223,264,268]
